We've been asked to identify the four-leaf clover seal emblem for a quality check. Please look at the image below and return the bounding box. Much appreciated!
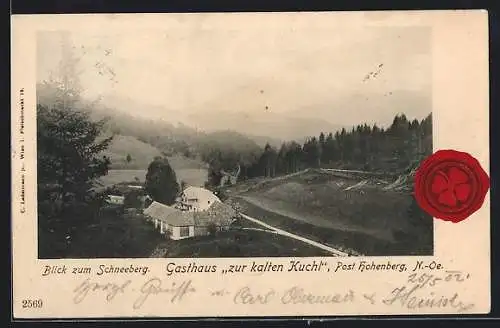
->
[414,150,490,223]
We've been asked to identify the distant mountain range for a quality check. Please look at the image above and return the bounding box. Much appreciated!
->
[98,94,344,144]
[97,89,430,143]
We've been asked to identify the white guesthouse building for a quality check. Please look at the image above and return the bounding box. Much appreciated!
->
[176,186,221,212]
[143,186,237,240]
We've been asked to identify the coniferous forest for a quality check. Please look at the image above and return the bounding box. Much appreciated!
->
[205,113,432,188]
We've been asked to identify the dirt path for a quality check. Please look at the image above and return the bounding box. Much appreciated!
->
[320,168,376,174]
[238,212,349,257]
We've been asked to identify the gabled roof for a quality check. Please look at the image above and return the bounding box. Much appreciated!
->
[144,201,195,226]
[182,186,221,202]
[144,201,178,217]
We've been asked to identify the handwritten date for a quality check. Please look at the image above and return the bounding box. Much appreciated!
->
[407,270,471,289]
[382,270,474,312]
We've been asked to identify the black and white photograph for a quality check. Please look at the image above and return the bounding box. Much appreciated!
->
[36,22,433,259]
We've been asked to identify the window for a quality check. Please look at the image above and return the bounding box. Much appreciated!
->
[179,226,190,237]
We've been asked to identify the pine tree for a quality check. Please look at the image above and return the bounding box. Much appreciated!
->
[259,143,278,177]
[37,32,113,258]
[318,132,326,166]
[145,157,180,205]
[277,143,288,174]
[303,137,321,168]
[324,132,336,164]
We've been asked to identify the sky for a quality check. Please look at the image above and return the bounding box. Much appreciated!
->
[36,15,431,134]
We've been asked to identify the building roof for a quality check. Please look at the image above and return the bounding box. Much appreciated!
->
[194,201,236,227]
[182,186,221,203]
[144,201,195,226]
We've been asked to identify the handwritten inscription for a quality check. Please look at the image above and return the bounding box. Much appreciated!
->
[65,264,476,314]
[280,286,354,305]
[73,279,131,304]
[231,286,355,305]
[72,278,196,309]
[382,271,474,312]
[133,278,195,309]
[233,286,276,304]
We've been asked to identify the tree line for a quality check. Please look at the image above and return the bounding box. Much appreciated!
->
[205,113,432,187]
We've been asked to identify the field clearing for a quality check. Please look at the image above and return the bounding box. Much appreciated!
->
[103,135,163,169]
[226,169,433,256]
[99,170,146,186]
[99,168,208,188]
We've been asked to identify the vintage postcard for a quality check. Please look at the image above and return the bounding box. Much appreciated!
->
[11,10,490,318]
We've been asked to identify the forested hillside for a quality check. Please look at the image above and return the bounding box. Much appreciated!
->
[38,81,278,169]
[204,113,432,188]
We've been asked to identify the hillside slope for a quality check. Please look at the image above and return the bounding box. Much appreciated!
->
[102,135,162,169]
[102,134,206,170]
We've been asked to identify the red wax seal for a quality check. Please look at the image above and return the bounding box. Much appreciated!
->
[414,149,490,223]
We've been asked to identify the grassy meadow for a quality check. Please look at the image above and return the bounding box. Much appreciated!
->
[225,169,433,256]
[99,168,208,188]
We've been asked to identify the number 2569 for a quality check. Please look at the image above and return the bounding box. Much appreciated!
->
[22,299,43,308]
